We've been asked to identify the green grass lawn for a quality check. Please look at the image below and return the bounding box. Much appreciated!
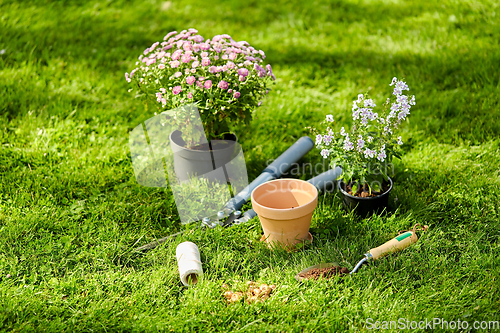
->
[1,0,499,331]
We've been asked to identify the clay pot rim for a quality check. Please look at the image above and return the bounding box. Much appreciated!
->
[251,178,318,213]
[337,177,393,201]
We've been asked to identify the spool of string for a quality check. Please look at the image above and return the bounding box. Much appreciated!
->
[176,241,203,286]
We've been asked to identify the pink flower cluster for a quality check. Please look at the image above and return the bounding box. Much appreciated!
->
[126,28,275,138]
[128,29,273,102]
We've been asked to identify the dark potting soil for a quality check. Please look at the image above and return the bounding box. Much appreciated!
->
[298,266,350,280]
[345,181,390,198]
[189,140,234,151]
[171,130,236,151]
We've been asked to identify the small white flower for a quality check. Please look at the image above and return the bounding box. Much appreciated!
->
[377,149,386,162]
[364,99,376,107]
[315,134,322,145]
[343,136,354,151]
[357,135,365,150]
[364,148,376,159]
[323,135,333,145]
[397,136,403,145]
[409,95,416,106]
[397,94,407,104]
[326,114,334,122]
[320,149,330,158]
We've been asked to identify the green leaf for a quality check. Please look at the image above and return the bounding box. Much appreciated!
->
[380,170,389,181]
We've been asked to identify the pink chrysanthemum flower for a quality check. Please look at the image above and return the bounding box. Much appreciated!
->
[201,58,210,66]
[172,86,182,95]
[164,31,178,40]
[237,68,249,77]
[181,54,191,63]
[218,80,229,90]
[171,50,182,61]
[191,35,204,43]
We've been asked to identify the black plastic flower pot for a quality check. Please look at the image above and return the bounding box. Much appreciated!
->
[169,130,238,183]
[337,177,393,217]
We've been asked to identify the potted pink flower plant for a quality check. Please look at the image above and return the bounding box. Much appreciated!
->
[126,28,275,146]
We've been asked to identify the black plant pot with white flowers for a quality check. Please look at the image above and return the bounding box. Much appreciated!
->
[312,77,416,216]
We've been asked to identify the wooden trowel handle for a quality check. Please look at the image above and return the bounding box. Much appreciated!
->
[368,231,417,260]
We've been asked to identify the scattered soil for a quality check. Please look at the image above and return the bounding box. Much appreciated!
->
[298,266,350,280]
[222,281,276,304]
[345,181,390,198]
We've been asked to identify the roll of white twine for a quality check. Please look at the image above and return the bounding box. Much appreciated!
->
[176,241,203,286]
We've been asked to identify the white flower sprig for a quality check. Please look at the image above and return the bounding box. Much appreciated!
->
[314,77,416,189]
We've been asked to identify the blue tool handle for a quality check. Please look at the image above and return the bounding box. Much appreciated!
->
[240,209,257,222]
[263,136,314,178]
[235,167,342,224]
[225,136,314,211]
[307,166,342,192]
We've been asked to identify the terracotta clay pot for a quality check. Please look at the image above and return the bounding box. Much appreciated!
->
[251,179,318,249]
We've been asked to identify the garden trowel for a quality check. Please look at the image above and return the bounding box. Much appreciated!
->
[295,225,427,281]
